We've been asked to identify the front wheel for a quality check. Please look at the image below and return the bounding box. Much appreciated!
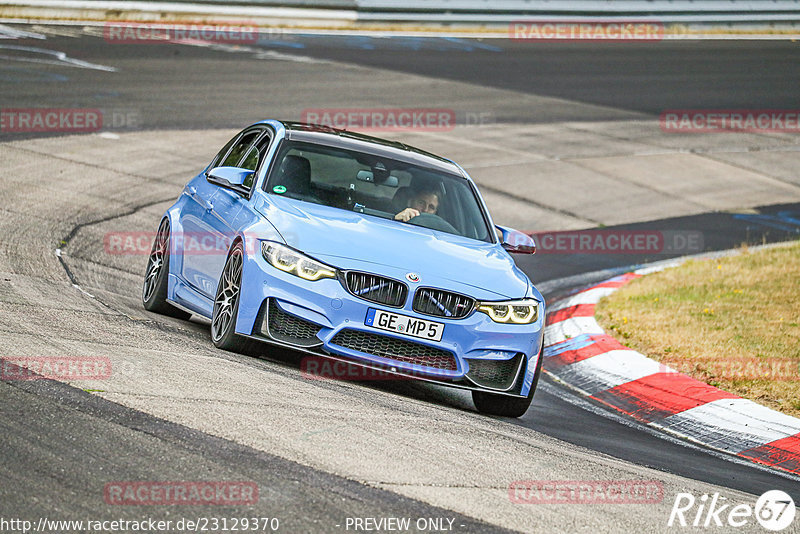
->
[211,242,249,352]
[472,336,545,418]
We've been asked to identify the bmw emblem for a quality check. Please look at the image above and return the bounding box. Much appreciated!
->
[406,272,420,283]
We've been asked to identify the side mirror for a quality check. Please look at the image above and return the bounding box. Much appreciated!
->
[206,166,253,195]
[496,225,536,254]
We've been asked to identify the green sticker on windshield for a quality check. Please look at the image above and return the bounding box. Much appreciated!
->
[273,185,287,194]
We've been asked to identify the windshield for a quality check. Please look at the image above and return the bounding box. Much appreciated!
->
[264,140,493,243]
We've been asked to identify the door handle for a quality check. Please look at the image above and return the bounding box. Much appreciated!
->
[204,200,214,212]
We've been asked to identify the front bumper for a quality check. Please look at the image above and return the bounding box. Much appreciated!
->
[235,250,544,397]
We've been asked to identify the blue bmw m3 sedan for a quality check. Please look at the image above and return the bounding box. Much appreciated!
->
[142,120,544,417]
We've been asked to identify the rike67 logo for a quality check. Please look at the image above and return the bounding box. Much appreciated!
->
[668,490,795,531]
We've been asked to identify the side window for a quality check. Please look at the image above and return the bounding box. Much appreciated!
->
[208,128,271,192]
[209,133,240,170]
[240,145,260,171]
[241,132,272,189]
[220,131,260,168]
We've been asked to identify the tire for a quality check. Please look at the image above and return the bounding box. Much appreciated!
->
[211,242,252,352]
[142,218,192,320]
[472,336,545,418]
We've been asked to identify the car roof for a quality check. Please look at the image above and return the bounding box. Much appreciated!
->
[261,120,466,178]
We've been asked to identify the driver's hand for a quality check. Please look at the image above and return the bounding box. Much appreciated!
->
[394,208,420,222]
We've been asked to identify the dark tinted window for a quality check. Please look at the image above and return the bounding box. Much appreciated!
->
[240,145,260,171]
[221,131,260,168]
[209,133,239,169]
[242,132,272,189]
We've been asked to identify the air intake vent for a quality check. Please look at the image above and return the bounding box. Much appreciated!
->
[465,354,524,391]
[330,329,457,371]
[265,299,322,347]
[344,271,407,308]
[413,288,474,319]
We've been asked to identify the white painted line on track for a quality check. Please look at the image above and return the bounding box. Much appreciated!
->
[0,44,116,70]
[184,41,329,64]
[0,22,44,38]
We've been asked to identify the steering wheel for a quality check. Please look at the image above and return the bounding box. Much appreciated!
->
[408,212,458,234]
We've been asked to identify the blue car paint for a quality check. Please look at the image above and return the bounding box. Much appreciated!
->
[160,119,544,397]
[254,194,530,299]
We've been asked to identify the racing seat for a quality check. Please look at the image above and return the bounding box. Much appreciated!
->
[273,155,313,200]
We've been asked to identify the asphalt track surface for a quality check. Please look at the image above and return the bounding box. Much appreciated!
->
[263,37,800,118]
[1,27,800,532]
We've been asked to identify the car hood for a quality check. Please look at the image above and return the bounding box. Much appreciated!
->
[254,196,530,300]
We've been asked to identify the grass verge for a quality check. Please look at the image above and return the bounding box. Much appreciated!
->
[595,241,800,417]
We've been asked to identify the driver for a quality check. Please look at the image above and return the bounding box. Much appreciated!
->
[394,187,440,222]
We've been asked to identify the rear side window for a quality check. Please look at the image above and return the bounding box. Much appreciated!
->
[209,134,239,170]
[208,128,272,192]
[221,131,260,168]
[240,145,260,171]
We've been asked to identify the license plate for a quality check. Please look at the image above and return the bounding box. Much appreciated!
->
[365,308,444,342]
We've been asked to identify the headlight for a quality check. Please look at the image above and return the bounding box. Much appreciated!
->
[261,242,336,281]
[476,299,540,324]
